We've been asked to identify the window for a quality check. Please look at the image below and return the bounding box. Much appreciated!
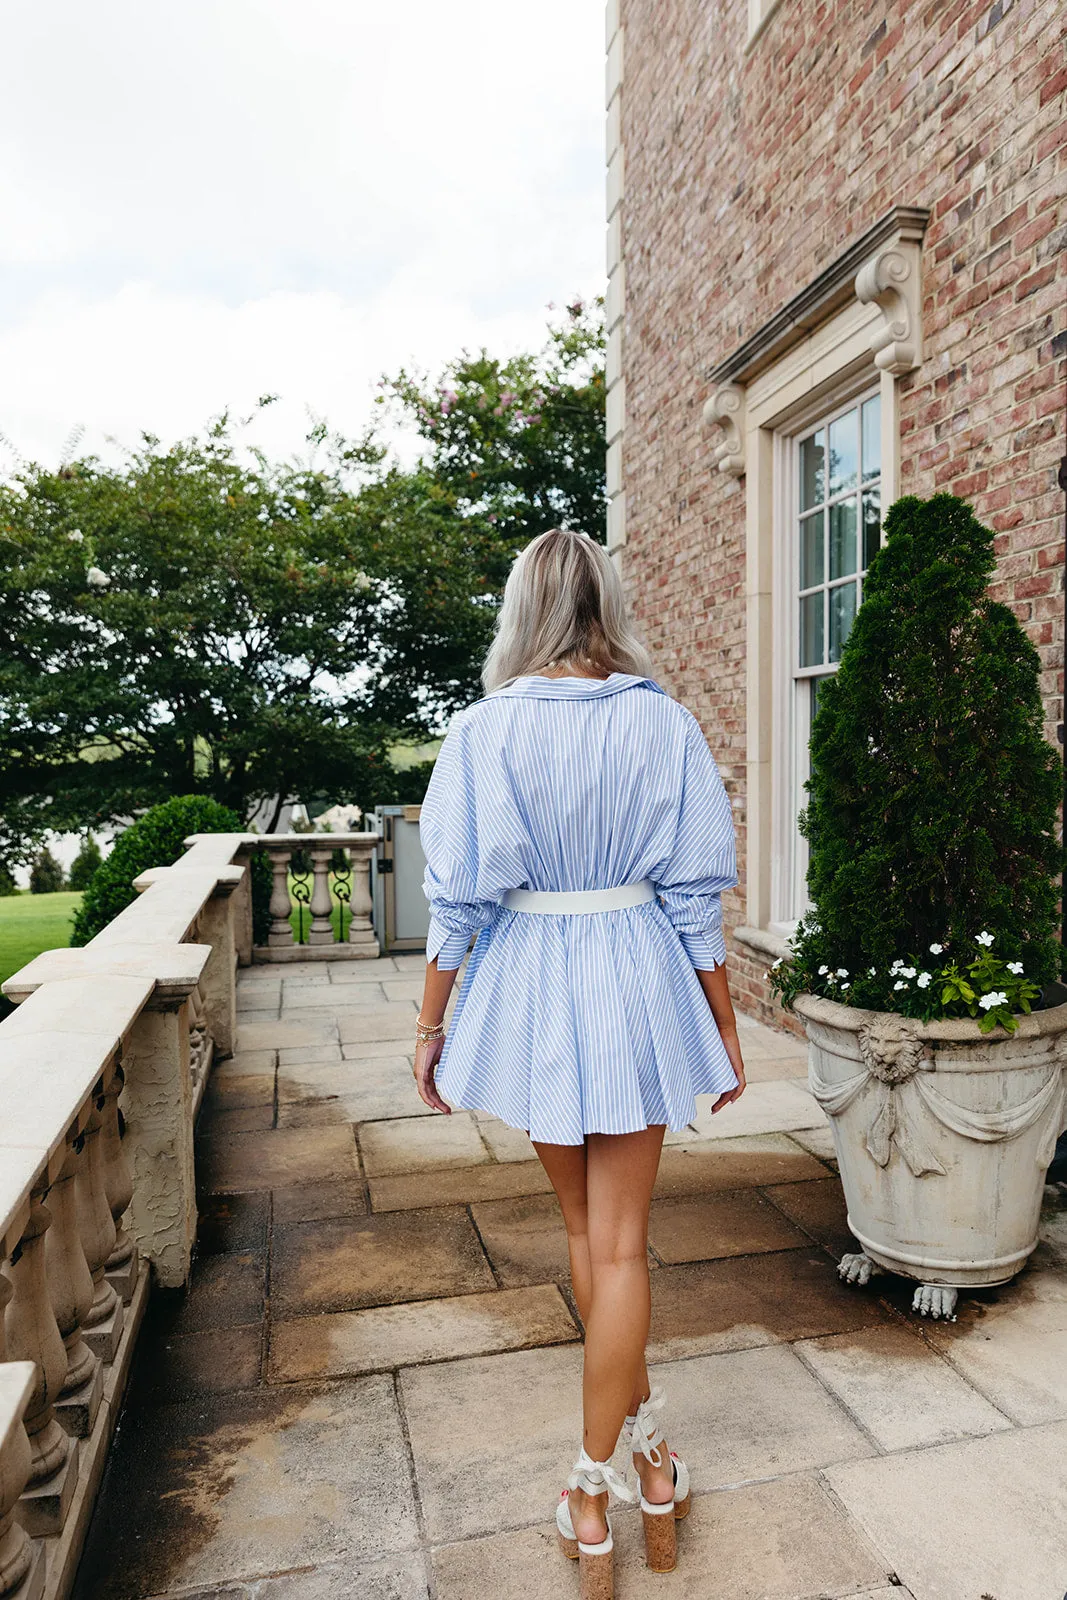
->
[784,388,882,921]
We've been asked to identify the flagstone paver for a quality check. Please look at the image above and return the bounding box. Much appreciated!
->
[270,1207,496,1314]
[269,1284,578,1381]
[74,955,1067,1600]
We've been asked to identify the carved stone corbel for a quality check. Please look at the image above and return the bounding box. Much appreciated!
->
[855,234,923,375]
[702,383,746,477]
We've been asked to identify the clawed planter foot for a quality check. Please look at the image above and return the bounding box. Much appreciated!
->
[912,1283,958,1320]
[838,1251,959,1320]
[838,1250,883,1285]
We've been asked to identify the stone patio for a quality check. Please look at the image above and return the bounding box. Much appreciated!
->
[73,958,1067,1600]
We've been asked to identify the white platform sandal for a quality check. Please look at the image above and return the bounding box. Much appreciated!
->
[556,1449,635,1600]
[627,1387,691,1573]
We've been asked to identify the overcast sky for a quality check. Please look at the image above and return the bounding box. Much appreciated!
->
[0,0,605,470]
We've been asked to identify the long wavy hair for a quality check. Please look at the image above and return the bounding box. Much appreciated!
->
[481,528,654,693]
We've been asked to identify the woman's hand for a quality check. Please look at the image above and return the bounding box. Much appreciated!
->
[413,1034,452,1114]
[710,1025,746,1113]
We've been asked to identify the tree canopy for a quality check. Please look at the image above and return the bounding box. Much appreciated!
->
[0,301,605,868]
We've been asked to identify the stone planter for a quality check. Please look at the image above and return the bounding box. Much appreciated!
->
[793,992,1067,1320]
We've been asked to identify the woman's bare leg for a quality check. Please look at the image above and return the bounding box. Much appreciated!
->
[533,1128,674,1541]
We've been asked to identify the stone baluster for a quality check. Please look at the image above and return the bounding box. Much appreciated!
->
[44,1138,102,1440]
[267,848,295,948]
[307,846,336,945]
[100,1065,138,1304]
[0,1361,45,1600]
[348,847,379,956]
[74,1093,123,1364]
[3,1196,77,1537]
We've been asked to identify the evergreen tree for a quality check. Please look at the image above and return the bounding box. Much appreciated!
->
[774,493,1063,1022]
[68,833,103,892]
[29,848,66,894]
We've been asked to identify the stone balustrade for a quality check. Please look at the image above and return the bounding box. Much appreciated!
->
[242,832,379,963]
[0,825,382,1597]
[0,833,246,1597]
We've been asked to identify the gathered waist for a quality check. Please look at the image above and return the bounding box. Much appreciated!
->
[501,880,657,916]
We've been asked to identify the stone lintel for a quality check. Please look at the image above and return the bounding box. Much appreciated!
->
[708,205,930,387]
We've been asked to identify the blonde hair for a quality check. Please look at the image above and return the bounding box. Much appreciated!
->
[481,528,654,693]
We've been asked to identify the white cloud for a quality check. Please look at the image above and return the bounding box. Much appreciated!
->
[0,0,605,467]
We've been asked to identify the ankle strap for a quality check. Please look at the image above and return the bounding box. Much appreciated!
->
[568,1449,636,1503]
[632,1387,667,1469]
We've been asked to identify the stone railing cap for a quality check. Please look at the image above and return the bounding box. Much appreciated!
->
[3,943,210,1007]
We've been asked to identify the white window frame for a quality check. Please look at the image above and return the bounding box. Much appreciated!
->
[746,0,785,47]
[770,379,883,931]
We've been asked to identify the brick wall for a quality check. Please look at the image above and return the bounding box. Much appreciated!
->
[618,0,1066,1023]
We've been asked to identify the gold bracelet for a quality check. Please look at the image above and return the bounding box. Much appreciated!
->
[415,1018,445,1042]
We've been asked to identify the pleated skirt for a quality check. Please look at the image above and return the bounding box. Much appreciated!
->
[434,899,738,1145]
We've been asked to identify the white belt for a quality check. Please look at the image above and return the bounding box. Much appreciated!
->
[502,879,657,915]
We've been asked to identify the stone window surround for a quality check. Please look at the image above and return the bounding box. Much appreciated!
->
[702,206,929,960]
[746,0,787,51]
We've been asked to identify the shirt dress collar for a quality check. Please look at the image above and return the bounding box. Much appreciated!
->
[492,672,666,701]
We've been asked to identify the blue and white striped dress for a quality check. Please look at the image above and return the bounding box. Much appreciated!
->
[419,672,739,1144]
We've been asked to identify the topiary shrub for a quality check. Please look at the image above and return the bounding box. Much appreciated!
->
[68,834,104,893]
[770,492,1064,1033]
[71,795,243,945]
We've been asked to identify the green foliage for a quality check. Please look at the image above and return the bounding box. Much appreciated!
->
[383,296,606,552]
[29,848,66,894]
[71,794,241,945]
[0,866,17,897]
[68,833,103,892]
[0,410,481,834]
[769,493,1063,1031]
[1,304,604,845]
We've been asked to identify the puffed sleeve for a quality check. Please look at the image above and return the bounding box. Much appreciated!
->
[653,710,738,971]
[419,716,500,970]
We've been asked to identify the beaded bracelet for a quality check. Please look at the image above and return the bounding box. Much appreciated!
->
[415,1017,446,1045]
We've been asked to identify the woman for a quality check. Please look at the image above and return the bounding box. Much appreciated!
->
[414,528,746,1596]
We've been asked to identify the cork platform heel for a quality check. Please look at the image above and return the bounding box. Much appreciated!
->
[629,1387,692,1573]
[555,1449,635,1600]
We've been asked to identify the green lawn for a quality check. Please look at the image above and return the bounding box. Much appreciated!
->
[0,891,81,989]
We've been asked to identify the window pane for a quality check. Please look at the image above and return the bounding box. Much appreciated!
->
[799,510,824,589]
[862,488,881,569]
[799,430,824,511]
[828,581,857,662]
[829,497,857,580]
[799,591,824,668]
[862,394,881,482]
[828,410,858,496]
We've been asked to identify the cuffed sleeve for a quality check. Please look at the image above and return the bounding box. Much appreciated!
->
[653,712,738,972]
[420,717,499,971]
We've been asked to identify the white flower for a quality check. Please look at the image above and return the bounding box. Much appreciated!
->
[978,990,1008,1011]
[889,960,904,974]
[817,964,829,975]
[917,972,932,989]
[976,931,994,948]
[868,966,876,976]
[86,566,111,589]
[836,967,849,978]
[929,942,943,955]
[893,979,906,991]
[1007,961,1024,975]
[900,966,917,979]
[840,980,850,990]
[771,957,783,969]
[67,528,84,543]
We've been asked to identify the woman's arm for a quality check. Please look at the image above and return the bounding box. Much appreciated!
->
[412,956,460,1114]
[695,961,747,1111]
